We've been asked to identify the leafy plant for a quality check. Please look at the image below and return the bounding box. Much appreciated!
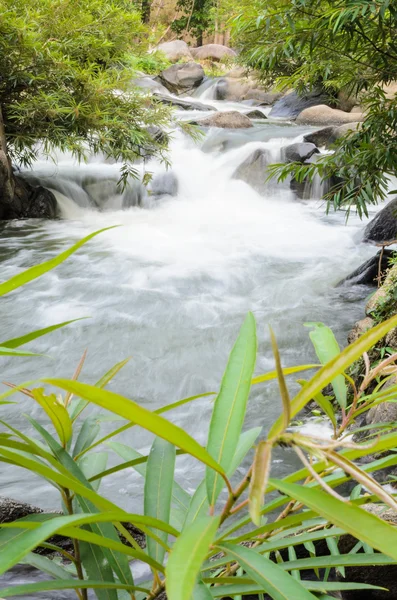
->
[2,234,397,599]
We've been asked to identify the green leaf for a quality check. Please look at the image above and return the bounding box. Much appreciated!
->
[166,516,219,600]
[249,441,272,526]
[216,543,317,600]
[0,346,41,357]
[209,580,385,597]
[305,322,347,408]
[0,580,148,597]
[145,437,176,566]
[44,379,225,476]
[0,319,85,348]
[20,551,75,579]
[270,328,291,430]
[0,227,116,297]
[252,364,320,385]
[193,580,213,599]
[206,313,257,506]
[31,388,72,446]
[269,314,397,438]
[79,451,108,491]
[271,479,397,560]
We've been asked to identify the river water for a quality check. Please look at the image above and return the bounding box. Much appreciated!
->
[0,90,377,518]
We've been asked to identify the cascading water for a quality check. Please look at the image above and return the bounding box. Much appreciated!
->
[0,90,379,597]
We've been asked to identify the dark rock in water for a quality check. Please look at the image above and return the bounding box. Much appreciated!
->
[158,62,205,94]
[269,89,330,119]
[1,174,58,220]
[283,142,319,163]
[304,126,336,147]
[232,149,269,193]
[364,198,397,243]
[150,171,178,198]
[338,249,394,286]
[153,93,216,112]
[213,78,228,100]
[246,109,267,119]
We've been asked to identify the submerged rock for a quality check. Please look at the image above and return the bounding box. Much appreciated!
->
[269,89,330,119]
[192,111,253,129]
[232,149,269,193]
[159,62,205,94]
[190,44,236,61]
[246,109,268,119]
[296,105,364,126]
[156,40,192,62]
[364,198,397,243]
[339,249,394,287]
[154,93,215,112]
[150,171,178,198]
[132,75,170,95]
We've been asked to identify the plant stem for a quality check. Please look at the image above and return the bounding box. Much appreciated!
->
[63,489,88,600]
[219,467,252,525]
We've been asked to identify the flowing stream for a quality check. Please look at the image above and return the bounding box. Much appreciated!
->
[0,85,380,596]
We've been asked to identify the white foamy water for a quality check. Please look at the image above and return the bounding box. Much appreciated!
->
[0,102,378,526]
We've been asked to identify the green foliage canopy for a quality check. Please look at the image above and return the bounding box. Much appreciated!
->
[233,0,397,216]
[0,0,171,176]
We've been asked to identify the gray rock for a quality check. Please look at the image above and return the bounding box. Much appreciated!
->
[364,198,397,243]
[153,93,216,111]
[156,40,192,62]
[284,142,319,163]
[190,44,236,61]
[159,62,205,94]
[0,496,44,523]
[132,76,170,95]
[303,123,362,147]
[192,111,253,129]
[232,149,270,193]
[122,181,148,208]
[338,249,394,287]
[296,105,365,126]
[246,109,267,119]
[347,317,375,344]
[269,89,330,119]
[150,171,178,198]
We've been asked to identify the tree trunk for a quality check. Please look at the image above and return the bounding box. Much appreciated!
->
[0,106,15,217]
[141,0,151,23]
[197,30,203,46]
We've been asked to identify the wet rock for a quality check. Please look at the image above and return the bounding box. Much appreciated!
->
[192,111,253,129]
[296,105,365,126]
[159,62,205,94]
[284,142,319,163]
[150,171,178,198]
[339,249,394,287]
[232,149,269,193]
[190,44,236,61]
[269,89,330,119]
[347,317,375,344]
[154,93,215,111]
[2,175,58,220]
[132,75,170,95]
[364,198,397,244]
[0,496,44,523]
[303,123,362,147]
[122,181,148,208]
[156,40,192,62]
[246,109,267,119]
[213,78,281,104]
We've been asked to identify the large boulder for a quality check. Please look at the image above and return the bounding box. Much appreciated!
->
[214,78,282,104]
[192,111,253,129]
[303,122,362,148]
[296,105,365,126]
[338,249,394,287]
[1,174,58,220]
[364,198,397,243]
[156,40,192,62]
[232,149,269,193]
[283,142,319,163]
[269,89,330,119]
[190,44,236,61]
[159,62,205,94]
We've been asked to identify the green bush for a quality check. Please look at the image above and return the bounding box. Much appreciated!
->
[127,51,172,75]
[1,230,397,599]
